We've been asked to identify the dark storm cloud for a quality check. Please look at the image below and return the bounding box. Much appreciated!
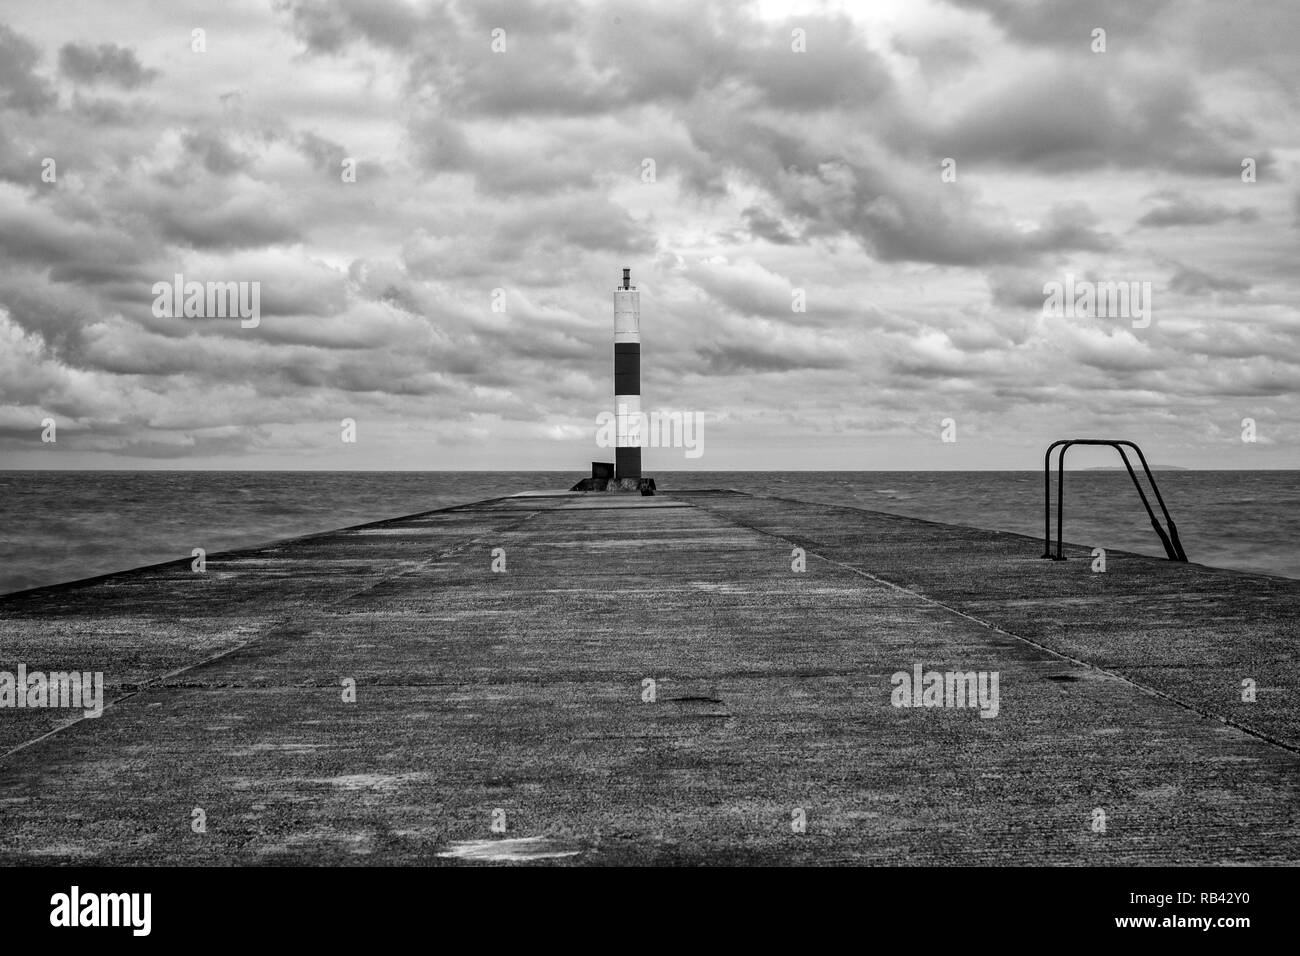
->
[294,130,349,174]
[0,204,149,292]
[679,101,1116,267]
[836,175,1113,266]
[410,113,599,195]
[742,206,797,245]
[181,131,253,176]
[58,42,157,88]
[923,69,1258,176]
[275,0,427,53]
[155,204,301,251]
[1033,203,1115,252]
[0,25,57,114]
[0,279,105,362]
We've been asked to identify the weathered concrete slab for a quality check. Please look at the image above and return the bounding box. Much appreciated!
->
[679,491,1300,751]
[0,491,1295,865]
[0,498,571,754]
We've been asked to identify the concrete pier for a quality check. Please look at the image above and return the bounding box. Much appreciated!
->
[1,490,1296,865]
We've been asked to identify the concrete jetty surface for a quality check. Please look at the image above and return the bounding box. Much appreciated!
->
[0,490,1296,865]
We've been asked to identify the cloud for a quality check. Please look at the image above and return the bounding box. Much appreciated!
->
[111,429,263,459]
[150,187,302,251]
[0,0,1297,469]
[1168,264,1251,295]
[70,93,136,126]
[181,131,252,176]
[742,206,798,245]
[699,338,850,375]
[0,25,56,114]
[1137,191,1260,228]
[276,0,427,54]
[294,129,349,174]
[922,63,1257,176]
[58,42,157,88]
[948,0,1177,47]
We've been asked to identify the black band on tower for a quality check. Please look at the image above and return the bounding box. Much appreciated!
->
[614,343,640,396]
[616,446,641,478]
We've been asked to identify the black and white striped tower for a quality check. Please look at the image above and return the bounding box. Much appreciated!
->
[614,268,641,480]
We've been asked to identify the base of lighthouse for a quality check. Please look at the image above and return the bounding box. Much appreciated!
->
[569,474,657,495]
[615,446,641,480]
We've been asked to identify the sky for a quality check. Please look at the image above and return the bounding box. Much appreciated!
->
[0,0,1297,471]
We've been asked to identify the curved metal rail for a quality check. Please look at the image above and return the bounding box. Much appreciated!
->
[1042,439,1188,562]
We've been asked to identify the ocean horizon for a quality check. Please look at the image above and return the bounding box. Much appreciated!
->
[2,469,1297,596]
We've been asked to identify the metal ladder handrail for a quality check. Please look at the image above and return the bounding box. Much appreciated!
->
[1042,439,1188,562]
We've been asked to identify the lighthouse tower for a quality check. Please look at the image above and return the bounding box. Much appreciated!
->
[614,268,641,480]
